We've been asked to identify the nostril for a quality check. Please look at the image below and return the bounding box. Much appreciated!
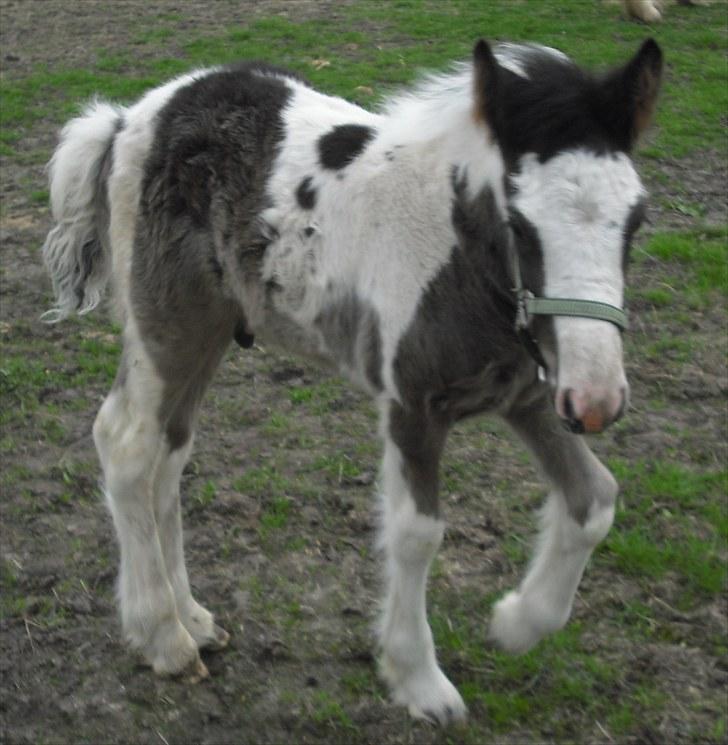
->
[561,417,585,434]
[562,388,576,422]
[558,389,585,433]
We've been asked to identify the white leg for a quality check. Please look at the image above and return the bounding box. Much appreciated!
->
[489,490,614,652]
[154,439,229,651]
[490,395,618,653]
[377,437,467,725]
[93,343,206,680]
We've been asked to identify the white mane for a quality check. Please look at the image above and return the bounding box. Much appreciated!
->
[378,63,475,146]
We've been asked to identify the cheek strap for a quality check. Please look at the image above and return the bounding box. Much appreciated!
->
[510,241,629,370]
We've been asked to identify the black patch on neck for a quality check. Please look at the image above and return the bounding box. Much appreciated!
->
[393,181,531,421]
[507,207,545,297]
[296,176,317,209]
[318,124,375,170]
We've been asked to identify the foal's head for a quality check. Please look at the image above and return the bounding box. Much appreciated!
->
[474,38,662,433]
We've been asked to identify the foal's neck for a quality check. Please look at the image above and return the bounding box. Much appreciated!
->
[380,65,506,205]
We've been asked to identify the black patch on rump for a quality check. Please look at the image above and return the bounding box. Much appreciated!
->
[318,124,375,170]
[296,176,317,209]
[390,179,538,516]
[131,63,295,450]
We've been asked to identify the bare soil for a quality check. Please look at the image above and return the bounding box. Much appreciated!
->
[1,2,726,744]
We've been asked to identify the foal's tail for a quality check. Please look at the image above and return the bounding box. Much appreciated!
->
[42,100,125,322]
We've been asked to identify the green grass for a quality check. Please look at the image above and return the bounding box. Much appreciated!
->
[636,227,728,299]
[604,459,727,604]
[193,479,217,508]
[2,2,726,159]
[429,603,667,738]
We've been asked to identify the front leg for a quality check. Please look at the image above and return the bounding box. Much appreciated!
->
[490,392,618,653]
[377,401,467,725]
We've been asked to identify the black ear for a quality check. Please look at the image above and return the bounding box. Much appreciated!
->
[601,39,663,149]
[472,39,501,134]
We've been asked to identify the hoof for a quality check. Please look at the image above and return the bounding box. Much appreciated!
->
[178,655,210,684]
[489,590,568,654]
[199,624,230,652]
[380,656,467,726]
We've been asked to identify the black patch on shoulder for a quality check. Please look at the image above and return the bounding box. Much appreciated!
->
[318,124,375,170]
[296,176,317,209]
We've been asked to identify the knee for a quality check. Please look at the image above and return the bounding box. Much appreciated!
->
[380,499,444,566]
[576,462,617,546]
[93,392,120,464]
[593,459,619,509]
[94,392,160,490]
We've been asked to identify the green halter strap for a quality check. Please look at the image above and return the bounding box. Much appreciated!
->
[510,244,628,368]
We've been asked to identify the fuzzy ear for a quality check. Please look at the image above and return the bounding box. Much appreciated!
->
[602,38,663,149]
[472,39,501,132]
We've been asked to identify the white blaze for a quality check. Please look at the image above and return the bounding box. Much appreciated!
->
[510,151,644,404]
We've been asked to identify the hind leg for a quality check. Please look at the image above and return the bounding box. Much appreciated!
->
[153,438,229,652]
[489,393,618,652]
[93,326,206,679]
[146,298,239,654]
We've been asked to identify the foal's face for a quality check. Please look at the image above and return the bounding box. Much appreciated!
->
[508,149,645,433]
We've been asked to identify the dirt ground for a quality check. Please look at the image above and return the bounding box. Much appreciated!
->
[0,2,726,744]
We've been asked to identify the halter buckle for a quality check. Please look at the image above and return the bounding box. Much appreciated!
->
[514,287,533,331]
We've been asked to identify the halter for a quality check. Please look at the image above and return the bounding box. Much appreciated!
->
[510,243,629,370]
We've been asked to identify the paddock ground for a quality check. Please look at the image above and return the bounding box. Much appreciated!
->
[1,2,726,743]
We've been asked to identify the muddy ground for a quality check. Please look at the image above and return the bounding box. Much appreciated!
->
[0,2,726,744]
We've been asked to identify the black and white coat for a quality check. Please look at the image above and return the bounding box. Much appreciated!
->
[43,39,662,724]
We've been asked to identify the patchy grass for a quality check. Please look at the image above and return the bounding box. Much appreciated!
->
[1,2,725,743]
[635,227,728,305]
[603,459,727,605]
[2,2,726,160]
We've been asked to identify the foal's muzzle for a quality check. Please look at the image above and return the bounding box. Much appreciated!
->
[557,385,628,434]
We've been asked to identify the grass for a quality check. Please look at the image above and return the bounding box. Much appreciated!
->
[636,227,728,302]
[428,602,667,739]
[1,2,726,160]
[603,459,727,605]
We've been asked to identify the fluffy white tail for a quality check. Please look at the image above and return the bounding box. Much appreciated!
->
[42,100,125,322]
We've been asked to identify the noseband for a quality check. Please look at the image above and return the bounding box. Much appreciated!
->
[509,242,629,370]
